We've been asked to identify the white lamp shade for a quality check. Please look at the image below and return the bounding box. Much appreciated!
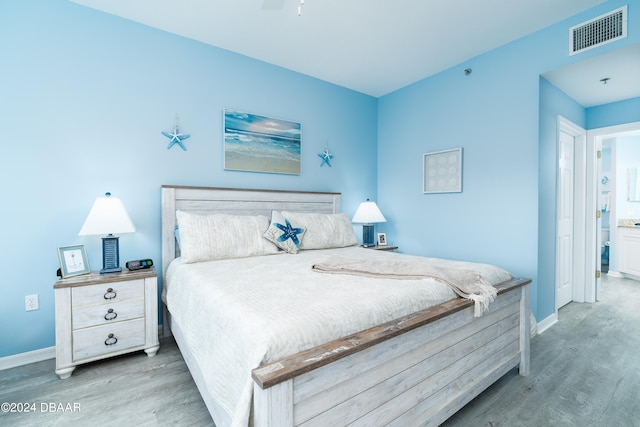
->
[78,193,136,236]
[352,200,387,224]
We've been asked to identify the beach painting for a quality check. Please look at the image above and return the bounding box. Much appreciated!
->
[224,109,301,175]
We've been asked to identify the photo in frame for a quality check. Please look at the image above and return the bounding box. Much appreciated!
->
[377,232,387,246]
[57,244,91,278]
[423,148,462,193]
[224,109,301,175]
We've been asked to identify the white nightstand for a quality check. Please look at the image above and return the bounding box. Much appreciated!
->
[54,267,159,379]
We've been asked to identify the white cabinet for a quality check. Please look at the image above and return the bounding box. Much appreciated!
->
[618,227,640,278]
[54,268,159,379]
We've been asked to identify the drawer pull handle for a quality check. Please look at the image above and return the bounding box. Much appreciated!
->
[104,333,118,346]
[104,288,117,300]
[104,309,117,321]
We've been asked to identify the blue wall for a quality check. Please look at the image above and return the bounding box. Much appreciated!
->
[377,0,639,323]
[587,97,640,129]
[0,0,377,357]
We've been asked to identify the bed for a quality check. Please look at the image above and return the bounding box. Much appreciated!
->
[161,185,531,427]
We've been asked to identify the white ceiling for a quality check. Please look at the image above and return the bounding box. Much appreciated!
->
[543,43,640,108]
[70,0,638,105]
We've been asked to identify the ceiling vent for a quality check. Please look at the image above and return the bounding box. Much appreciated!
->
[569,5,627,55]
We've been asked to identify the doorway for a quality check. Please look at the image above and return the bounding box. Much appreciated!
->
[556,120,640,315]
[588,121,640,291]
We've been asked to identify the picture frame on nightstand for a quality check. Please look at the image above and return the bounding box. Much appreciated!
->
[377,232,387,246]
[57,244,90,278]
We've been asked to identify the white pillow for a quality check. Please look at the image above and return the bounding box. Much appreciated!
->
[263,211,306,254]
[280,211,359,250]
[176,211,280,263]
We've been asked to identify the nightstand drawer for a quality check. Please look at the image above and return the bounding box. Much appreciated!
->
[72,298,144,329]
[72,318,146,361]
[72,279,144,309]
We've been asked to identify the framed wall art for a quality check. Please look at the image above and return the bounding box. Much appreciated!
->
[57,244,91,278]
[423,148,462,194]
[224,109,301,175]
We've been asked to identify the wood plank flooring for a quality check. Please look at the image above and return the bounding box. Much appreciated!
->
[1,274,638,426]
[443,274,640,427]
[0,337,214,426]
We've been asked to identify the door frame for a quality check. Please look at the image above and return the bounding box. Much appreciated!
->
[586,121,640,300]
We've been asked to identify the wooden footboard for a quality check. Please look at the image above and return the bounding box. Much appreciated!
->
[252,277,531,427]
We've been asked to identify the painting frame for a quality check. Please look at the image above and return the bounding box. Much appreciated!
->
[423,148,463,194]
[223,109,301,175]
[57,244,91,278]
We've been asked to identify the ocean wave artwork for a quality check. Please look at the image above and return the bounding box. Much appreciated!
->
[224,109,301,175]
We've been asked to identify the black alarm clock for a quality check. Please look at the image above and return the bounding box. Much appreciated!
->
[125,259,153,271]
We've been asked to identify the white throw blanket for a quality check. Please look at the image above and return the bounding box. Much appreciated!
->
[312,256,498,316]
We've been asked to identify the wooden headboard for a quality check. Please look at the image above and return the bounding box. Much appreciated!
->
[161,185,341,279]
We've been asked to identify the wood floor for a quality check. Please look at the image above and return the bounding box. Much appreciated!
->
[444,274,640,427]
[1,274,638,427]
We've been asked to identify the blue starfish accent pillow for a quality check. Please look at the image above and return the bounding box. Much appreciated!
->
[263,211,306,254]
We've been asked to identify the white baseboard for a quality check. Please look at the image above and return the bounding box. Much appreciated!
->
[2,327,168,371]
[536,312,558,334]
[607,270,640,281]
[0,346,55,371]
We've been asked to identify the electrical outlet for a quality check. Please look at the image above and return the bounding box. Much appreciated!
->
[25,294,39,311]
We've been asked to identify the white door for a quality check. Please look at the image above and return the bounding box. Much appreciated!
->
[557,129,575,308]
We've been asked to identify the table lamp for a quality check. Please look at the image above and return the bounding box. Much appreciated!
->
[79,192,135,274]
[352,199,386,247]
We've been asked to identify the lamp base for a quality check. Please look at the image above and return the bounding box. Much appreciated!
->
[362,224,375,247]
[100,235,122,274]
[100,267,123,274]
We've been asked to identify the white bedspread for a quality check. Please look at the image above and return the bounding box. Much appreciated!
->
[163,247,512,427]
